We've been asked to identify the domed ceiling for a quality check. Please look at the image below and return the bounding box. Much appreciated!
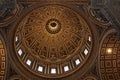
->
[14,5,92,78]
[100,32,120,80]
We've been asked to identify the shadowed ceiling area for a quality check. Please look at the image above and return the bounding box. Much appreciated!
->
[0,0,120,80]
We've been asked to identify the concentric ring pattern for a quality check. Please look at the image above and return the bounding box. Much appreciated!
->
[14,5,92,78]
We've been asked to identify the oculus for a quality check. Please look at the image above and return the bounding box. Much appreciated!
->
[46,18,61,34]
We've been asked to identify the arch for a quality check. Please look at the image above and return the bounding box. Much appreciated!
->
[99,29,120,80]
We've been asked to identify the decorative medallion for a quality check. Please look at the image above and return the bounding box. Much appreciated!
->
[0,5,19,27]
[14,5,92,78]
[88,7,110,26]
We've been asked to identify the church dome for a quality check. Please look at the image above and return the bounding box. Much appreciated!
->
[14,5,92,78]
